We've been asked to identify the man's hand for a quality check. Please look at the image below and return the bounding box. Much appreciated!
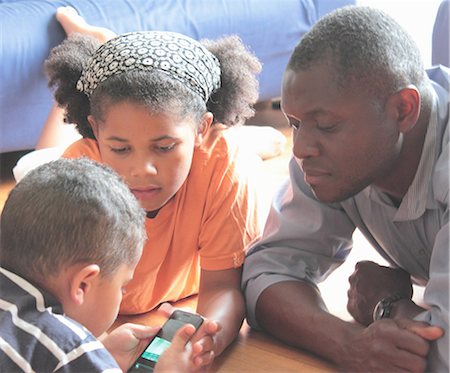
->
[100,323,159,372]
[347,261,413,325]
[338,318,443,372]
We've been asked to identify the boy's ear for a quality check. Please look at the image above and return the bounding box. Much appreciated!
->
[195,112,213,146]
[69,264,101,306]
[87,115,100,139]
[386,85,421,134]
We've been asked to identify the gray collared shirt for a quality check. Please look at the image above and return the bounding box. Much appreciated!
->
[242,66,449,371]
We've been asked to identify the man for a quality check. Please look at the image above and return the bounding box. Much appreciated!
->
[242,6,448,372]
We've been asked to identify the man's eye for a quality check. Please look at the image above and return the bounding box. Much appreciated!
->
[289,120,301,130]
[317,123,337,132]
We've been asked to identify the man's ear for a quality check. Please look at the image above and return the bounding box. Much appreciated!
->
[69,264,101,306]
[87,115,100,139]
[195,112,213,146]
[386,85,421,134]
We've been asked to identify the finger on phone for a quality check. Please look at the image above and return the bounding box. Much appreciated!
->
[158,303,196,317]
[129,324,160,340]
[158,302,176,316]
[171,324,196,348]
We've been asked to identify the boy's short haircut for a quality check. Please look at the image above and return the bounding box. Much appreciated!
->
[0,158,146,282]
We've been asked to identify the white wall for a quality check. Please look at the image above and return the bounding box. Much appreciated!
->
[356,0,443,67]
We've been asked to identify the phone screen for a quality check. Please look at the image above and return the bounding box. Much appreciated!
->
[129,311,203,372]
[140,335,171,363]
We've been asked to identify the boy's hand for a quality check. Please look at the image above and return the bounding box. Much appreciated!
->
[100,323,159,372]
[158,303,220,369]
[156,324,215,373]
[190,319,220,368]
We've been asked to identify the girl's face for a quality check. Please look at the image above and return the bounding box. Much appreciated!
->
[89,101,209,212]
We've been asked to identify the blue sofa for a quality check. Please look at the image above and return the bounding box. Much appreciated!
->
[0,0,354,153]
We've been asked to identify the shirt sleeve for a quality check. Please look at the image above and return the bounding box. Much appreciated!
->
[414,224,449,372]
[198,138,262,270]
[414,106,449,372]
[55,347,121,373]
[242,157,355,329]
[62,139,102,161]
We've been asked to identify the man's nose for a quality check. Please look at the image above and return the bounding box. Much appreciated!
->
[292,127,320,159]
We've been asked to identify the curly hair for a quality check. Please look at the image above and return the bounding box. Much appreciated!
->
[45,33,261,139]
[287,6,430,101]
[45,34,100,138]
[203,35,261,125]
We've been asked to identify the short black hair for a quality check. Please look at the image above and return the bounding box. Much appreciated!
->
[1,158,146,282]
[287,6,429,101]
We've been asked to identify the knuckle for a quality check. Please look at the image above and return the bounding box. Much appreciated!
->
[415,360,427,373]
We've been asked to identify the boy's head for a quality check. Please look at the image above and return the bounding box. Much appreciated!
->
[1,158,146,335]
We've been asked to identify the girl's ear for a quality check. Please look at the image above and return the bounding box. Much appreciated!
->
[195,112,213,146]
[87,115,100,139]
[386,85,421,134]
[69,264,101,306]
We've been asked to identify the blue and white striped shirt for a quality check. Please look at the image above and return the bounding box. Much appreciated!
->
[0,267,121,372]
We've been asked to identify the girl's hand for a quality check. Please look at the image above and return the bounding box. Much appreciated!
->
[100,323,158,372]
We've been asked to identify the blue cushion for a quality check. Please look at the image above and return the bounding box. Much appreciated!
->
[0,0,354,153]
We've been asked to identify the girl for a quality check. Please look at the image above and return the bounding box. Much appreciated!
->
[45,11,263,359]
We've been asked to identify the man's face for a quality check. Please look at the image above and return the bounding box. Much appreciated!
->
[281,63,403,203]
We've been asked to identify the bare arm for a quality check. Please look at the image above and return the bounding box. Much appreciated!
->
[196,267,245,356]
[256,280,440,372]
[256,280,357,362]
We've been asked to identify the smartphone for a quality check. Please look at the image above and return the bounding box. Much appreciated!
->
[128,310,204,372]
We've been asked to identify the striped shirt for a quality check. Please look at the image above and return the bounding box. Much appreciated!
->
[0,267,121,372]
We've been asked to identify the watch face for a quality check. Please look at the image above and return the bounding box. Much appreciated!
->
[373,294,404,322]
[373,301,386,321]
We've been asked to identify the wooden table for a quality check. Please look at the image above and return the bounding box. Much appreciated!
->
[114,296,337,373]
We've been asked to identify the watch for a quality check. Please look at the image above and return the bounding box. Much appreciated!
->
[372,293,405,321]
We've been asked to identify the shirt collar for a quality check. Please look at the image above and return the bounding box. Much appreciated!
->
[393,93,439,221]
[1,266,64,314]
[365,94,439,221]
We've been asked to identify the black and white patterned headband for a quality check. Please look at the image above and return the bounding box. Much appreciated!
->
[76,31,221,102]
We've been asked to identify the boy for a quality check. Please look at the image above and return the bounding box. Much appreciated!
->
[0,158,216,372]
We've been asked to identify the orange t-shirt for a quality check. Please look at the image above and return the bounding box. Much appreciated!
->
[63,125,261,314]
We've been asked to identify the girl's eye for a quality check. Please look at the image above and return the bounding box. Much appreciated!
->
[110,146,130,154]
[156,143,176,152]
